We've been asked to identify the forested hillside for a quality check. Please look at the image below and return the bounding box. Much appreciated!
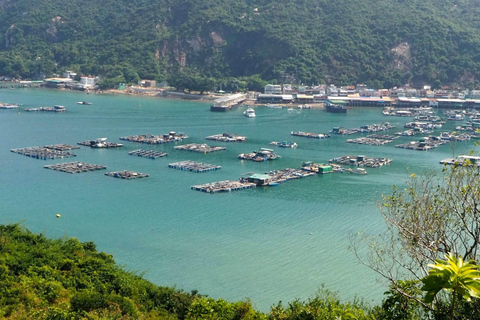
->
[1,0,480,89]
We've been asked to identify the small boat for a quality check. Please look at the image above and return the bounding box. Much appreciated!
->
[349,168,368,175]
[244,107,256,118]
[77,101,92,105]
[0,103,19,109]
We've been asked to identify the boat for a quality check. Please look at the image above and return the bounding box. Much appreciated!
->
[326,101,347,113]
[77,101,92,105]
[244,107,256,117]
[0,103,19,109]
[270,141,298,148]
[348,168,368,175]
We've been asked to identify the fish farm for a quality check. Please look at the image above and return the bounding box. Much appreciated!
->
[174,143,227,153]
[168,160,221,172]
[346,137,393,145]
[291,131,330,139]
[238,148,281,161]
[270,141,298,148]
[205,133,246,142]
[329,155,393,167]
[43,144,80,151]
[44,161,106,173]
[128,149,168,159]
[104,170,149,179]
[191,180,257,193]
[119,132,188,144]
[11,146,77,160]
[78,138,124,148]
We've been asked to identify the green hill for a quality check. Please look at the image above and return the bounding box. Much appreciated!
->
[1,0,480,88]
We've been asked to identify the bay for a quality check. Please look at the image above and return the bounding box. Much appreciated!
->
[0,88,474,311]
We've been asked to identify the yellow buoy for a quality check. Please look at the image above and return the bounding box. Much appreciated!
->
[56,214,61,218]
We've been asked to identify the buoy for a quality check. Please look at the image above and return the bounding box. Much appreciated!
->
[56,214,61,218]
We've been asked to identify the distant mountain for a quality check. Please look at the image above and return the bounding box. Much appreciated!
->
[1,0,480,88]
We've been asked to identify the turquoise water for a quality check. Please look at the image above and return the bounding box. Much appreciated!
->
[0,88,475,310]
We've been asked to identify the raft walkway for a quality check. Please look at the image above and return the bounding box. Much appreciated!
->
[291,131,330,139]
[174,143,226,153]
[128,149,168,159]
[191,180,256,193]
[11,146,77,160]
[105,170,149,179]
[168,160,221,172]
[44,161,106,173]
[120,132,188,144]
[205,133,246,142]
[329,155,393,167]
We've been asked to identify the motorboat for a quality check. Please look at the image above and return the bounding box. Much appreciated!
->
[244,107,256,117]
[77,101,92,105]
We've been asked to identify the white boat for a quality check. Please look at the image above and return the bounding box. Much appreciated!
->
[244,108,256,118]
[0,103,19,109]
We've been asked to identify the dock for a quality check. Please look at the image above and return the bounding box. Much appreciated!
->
[43,144,80,151]
[128,149,168,159]
[329,155,392,167]
[205,133,246,142]
[44,161,106,173]
[168,160,221,172]
[11,146,77,160]
[191,180,256,193]
[78,138,123,148]
[210,93,247,112]
[174,143,226,153]
[120,132,188,144]
[105,170,149,179]
[291,131,330,139]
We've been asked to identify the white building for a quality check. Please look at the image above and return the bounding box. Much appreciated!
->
[264,84,282,95]
[63,71,77,79]
[80,76,95,88]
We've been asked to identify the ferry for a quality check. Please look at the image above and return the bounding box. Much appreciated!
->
[244,107,256,118]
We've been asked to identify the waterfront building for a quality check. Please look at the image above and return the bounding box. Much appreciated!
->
[264,84,282,95]
[80,76,95,88]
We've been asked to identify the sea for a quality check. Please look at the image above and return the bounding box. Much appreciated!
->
[0,88,475,311]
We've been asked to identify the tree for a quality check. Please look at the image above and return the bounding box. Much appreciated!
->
[421,253,480,320]
[351,160,480,314]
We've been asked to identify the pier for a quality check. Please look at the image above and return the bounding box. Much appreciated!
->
[168,160,221,172]
[174,143,226,153]
[128,149,168,159]
[120,132,188,144]
[210,93,247,112]
[205,133,246,142]
[11,146,77,160]
[78,138,124,148]
[105,170,149,179]
[44,161,106,173]
[329,155,392,167]
[291,131,330,139]
[191,180,256,193]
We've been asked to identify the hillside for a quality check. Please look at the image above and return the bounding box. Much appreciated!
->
[1,0,480,88]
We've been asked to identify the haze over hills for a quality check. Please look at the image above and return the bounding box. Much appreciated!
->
[1,0,480,88]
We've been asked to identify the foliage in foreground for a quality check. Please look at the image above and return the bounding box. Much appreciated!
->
[0,223,378,319]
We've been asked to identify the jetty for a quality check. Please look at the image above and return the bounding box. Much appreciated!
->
[210,93,247,112]
[120,132,188,144]
[128,149,168,159]
[78,138,123,148]
[11,146,77,160]
[205,133,246,142]
[44,161,106,173]
[174,143,226,153]
[105,170,149,179]
[168,160,221,172]
[238,148,281,161]
[329,155,392,167]
[191,180,256,193]
[291,131,330,139]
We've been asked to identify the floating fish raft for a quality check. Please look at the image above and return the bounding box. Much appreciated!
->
[78,138,123,148]
[238,148,280,161]
[329,155,392,167]
[205,133,246,142]
[120,132,188,144]
[346,137,393,145]
[128,149,167,159]
[191,180,256,193]
[169,160,221,172]
[43,144,80,151]
[11,146,77,160]
[105,170,149,179]
[291,131,330,139]
[174,143,226,153]
[44,161,106,173]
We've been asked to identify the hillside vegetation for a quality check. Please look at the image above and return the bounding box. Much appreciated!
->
[1,0,480,88]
